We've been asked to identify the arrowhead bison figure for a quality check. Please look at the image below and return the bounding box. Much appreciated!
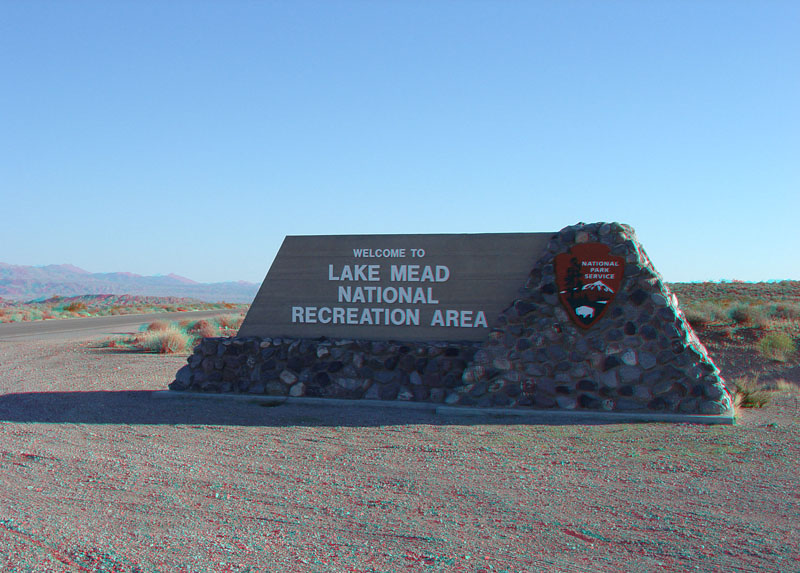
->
[575,305,595,318]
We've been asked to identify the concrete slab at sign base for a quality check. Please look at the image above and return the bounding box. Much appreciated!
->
[169,222,735,421]
[154,391,735,425]
[435,405,735,425]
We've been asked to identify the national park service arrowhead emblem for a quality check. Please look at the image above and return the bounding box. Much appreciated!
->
[554,243,625,329]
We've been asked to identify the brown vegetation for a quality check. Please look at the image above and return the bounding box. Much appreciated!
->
[670,281,800,403]
[0,294,249,323]
[104,314,246,354]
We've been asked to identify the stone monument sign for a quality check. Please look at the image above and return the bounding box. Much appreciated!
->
[172,223,735,421]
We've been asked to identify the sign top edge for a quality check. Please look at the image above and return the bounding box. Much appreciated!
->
[283,232,554,239]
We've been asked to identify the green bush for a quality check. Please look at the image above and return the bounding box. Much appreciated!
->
[757,332,797,362]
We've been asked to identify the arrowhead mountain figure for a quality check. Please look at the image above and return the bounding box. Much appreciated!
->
[582,280,614,293]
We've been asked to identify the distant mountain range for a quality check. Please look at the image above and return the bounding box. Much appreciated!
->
[0,262,259,303]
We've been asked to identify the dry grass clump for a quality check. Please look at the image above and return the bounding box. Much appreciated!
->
[682,308,712,330]
[733,377,774,409]
[26,309,44,321]
[728,303,770,329]
[757,332,797,362]
[732,376,799,409]
[683,301,727,329]
[5,311,28,322]
[771,302,800,321]
[186,319,218,338]
[217,313,245,331]
[136,326,194,354]
[103,313,243,354]
[146,320,171,332]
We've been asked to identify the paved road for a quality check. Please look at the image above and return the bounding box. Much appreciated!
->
[0,309,242,341]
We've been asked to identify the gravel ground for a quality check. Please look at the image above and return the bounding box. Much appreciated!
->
[0,337,799,572]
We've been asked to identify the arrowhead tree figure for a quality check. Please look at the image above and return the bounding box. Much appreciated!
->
[563,257,583,295]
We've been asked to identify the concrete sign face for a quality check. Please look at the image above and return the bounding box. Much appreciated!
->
[238,233,550,342]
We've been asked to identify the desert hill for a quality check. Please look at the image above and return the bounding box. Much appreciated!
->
[0,262,258,303]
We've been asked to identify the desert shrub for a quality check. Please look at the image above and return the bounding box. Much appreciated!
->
[27,309,44,321]
[217,313,245,330]
[683,300,732,329]
[146,320,171,332]
[683,307,711,329]
[6,310,34,322]
[187,319,218,338]
[104,314,246,352]
[751,307,772,329]
[728,303,751,325]
[728,303,770,328]
[703,301,728,320]
[733,377,773,409]
[136,326,193,354]
[64,302,87,312]
[771,302,800,321]
[757,332,796,362]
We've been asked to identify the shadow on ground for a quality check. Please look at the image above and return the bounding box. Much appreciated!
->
[0,391,633,427]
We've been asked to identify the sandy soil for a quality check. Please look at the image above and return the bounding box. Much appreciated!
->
[0,337,799,572]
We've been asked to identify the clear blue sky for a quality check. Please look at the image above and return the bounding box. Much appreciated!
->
[2,1,798,284]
